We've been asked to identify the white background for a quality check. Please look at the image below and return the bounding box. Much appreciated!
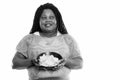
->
[0,0,120,80]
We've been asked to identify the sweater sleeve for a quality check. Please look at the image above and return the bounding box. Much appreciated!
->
[16,34,32,58]
[64,34,81,58]
[63,34,83,69]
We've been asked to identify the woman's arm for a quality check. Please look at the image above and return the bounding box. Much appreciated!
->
[64,34,83,69]
[12,52,34,69]
[12,35,38,69]
[64,56,83,69]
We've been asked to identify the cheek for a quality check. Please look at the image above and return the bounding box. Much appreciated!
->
[53,20,57,25]
[52,21,57,27]
[40,20,45,26]
[40,19,45,23]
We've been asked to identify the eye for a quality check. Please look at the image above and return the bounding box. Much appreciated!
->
[49,16,55,19]
[41,16,47,20]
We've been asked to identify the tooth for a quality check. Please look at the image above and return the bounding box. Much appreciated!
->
[47,24,50,26]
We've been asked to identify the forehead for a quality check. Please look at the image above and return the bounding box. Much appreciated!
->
[41,9,55,16]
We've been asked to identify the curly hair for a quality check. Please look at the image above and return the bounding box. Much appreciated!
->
[30,3,68,34]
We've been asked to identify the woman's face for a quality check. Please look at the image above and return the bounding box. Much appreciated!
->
[39,9,57,31]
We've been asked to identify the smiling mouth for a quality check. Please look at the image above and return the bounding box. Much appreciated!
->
[44,23,53,27]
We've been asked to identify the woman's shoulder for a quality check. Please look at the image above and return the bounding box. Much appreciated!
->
[62,34,73,40]
[62,34,72,38]
[22,34,34,39]
[60,34,74,44]
[20,34,36,42]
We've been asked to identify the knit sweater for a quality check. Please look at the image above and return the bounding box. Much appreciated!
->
[16,33,82,80]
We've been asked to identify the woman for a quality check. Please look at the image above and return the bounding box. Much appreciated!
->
[12,3,83,80]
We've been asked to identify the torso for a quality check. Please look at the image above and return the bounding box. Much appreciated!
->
[27,34,70,60]
[26,34,71,79]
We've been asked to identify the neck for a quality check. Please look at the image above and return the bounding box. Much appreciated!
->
[40,30,57,38]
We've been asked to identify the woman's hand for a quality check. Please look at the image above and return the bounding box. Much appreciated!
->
[27,59,41,70]
[31,59,40,66]
[64,56,83,69]
[52,59,66,71]
[58,59,66,67]
[12,52,37,69]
